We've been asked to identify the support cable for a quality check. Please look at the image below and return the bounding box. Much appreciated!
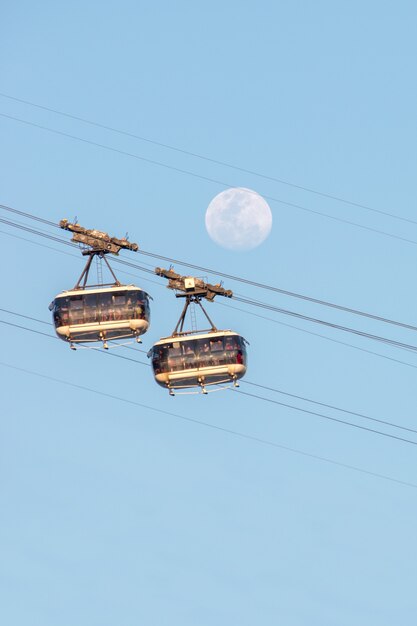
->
[1,313,417,446]
[2,209,417,354]
[0,91,415,226]
[1,203,417,334]
[2,220,416,373]
[2,113,417,245]
[0,357,416,489]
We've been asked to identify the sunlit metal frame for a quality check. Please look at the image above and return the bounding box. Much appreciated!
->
[154,266,233,336]
[59,218,139,290]
[74,250,121,289]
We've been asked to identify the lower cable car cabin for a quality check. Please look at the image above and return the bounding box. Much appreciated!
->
[49,285,150,345]
[148,330,248,394]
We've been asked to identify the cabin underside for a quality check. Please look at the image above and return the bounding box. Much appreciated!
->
[155,363,246,389]
[56,318,149,342]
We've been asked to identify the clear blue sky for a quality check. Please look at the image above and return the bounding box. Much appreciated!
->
[1,2,417,624]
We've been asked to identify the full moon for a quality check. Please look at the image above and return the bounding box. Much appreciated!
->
[205,187,272,251]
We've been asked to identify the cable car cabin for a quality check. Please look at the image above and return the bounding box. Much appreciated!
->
[49,285,150,345]
[148,331,248,393]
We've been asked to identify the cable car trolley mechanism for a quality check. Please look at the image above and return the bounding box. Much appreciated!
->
[148,267,248,395]
[49,219,151,349]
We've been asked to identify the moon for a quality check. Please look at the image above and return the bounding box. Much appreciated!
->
[205,187,272,251]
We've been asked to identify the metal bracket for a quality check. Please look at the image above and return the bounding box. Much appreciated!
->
[155,266,233,336]
[60,219,139,255]
[155,267,233,301]
[74,250,121,289]
[59,219,139,289]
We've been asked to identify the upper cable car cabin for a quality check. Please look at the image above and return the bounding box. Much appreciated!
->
[148,330,248,393]
[50,219,150,348]
[50,285,150,345]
